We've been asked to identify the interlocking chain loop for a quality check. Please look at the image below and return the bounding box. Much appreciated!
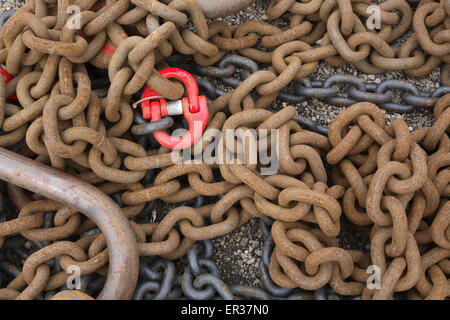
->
[0,0,449,301]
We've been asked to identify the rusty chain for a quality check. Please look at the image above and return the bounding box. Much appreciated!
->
[168,54,450,115]
[0,0,448,300]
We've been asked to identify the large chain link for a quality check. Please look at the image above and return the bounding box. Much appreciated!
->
[0,0,448,300]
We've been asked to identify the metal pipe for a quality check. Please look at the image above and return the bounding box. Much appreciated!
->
[0,147,139,300]
[161,0,256,18]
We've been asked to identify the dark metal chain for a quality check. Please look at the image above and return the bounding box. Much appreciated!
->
[167,54,450,114]
[0,8,437,300]
[132,235,352,300]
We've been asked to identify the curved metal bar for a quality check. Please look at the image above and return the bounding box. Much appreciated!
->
[161,0,256,18]
[0,147,139,300]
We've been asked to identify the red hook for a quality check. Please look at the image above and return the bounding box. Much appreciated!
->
[138,68,209,150]
[0,66,17,100]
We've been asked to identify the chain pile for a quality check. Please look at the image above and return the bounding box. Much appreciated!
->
[0,0,448,300]
[169,54,450,115]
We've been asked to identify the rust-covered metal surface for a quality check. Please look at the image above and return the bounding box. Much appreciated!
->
[0,0,448,301]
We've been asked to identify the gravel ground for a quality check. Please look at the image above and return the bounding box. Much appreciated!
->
[0,0,23,14]
[0,0,442,290]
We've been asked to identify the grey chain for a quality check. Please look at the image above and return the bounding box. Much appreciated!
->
[167,54,450,114]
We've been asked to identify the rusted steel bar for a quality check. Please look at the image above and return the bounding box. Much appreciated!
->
[0,147,138,300]
[161,0,256,18]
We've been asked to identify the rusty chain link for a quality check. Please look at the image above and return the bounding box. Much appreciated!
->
[0,0,448,300]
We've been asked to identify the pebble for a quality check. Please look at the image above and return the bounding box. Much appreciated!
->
[0,0,24,14]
